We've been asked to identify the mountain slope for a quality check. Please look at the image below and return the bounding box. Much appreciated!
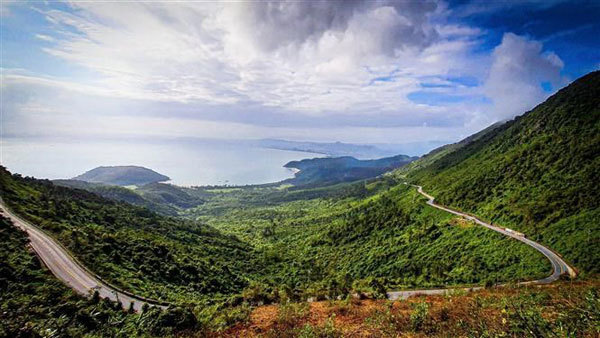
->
[0,166,255,303]
[0,214,199,336]
[73,166,169,186]
[396,121,506,175]
[406,71,600,273]
[136,183,205,208]
[53,179,181,215]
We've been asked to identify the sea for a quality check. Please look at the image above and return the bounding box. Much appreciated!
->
[0,139,323,186]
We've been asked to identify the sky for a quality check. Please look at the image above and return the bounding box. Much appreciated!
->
[1,0,599,152]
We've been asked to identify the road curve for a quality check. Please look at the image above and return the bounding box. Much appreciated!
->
[387,184,576,300]
[0,201,168,312]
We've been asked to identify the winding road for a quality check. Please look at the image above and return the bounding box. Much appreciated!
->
[387,184,576,300]
[0,201,168,312]
[1,183,576,307]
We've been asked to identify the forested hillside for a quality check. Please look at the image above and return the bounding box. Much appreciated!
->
[284,154,418,187]
[0,215,197,336]
[53,179,182,215]
[0,167,255,303]
[3,211,595,337]
[73,166,169,186]
[197,182,550,297]
[3,71,599,335]
[406,71,600,274]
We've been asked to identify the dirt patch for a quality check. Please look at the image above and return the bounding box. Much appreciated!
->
[221,280,599,337]
[449,217,474,228]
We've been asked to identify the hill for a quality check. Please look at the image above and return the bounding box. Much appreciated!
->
[136,183,205,209]
[0,166,255,303]
[284,155,418,187]
[405,71,600,273]
[0,214,197,336]
[72,166,169,186]
[52,179,182,215]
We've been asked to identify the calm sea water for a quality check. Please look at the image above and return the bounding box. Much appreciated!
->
[1,140,322,186]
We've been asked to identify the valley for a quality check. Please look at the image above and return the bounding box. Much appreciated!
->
[3,1,599,336]
[1,71,598,336]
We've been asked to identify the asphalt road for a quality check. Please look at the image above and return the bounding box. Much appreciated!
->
[387,184,576,300]
[0,201,167,312]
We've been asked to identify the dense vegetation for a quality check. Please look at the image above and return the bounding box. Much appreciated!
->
[195,183,550,298]
[3,166,550,306]
[2,71,598,335]
[0,167,255,304]
[53,179,183,215]
[136,182,206,208]
[0,215,197,337]
[405,70,600,274]
[284,154,417,187]
[73,165,169,186]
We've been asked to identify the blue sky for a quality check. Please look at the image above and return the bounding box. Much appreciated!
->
[1,0,598,149]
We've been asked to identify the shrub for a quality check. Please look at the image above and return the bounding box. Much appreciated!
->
[410,301,429,332]
[296,314,341,338]
[242,281,272,306]
[149,306,197,335]
[278,302,310,327]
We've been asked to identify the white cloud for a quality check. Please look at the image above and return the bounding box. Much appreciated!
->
[31,1,482,116]
[0,0,19,16]
[483,33,565,120]
[1,72,473,145]
[35,34,55,42]
[1,1,572,150]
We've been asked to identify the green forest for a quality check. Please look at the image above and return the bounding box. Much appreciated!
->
[0,168,257,304]
[0,215,198,336]
[405,70,600,274]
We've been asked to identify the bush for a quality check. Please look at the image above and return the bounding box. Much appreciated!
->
[296,314,341,338]
[242,281,272,305]
[278,302,310,327]
[352,277,388,299]
[410,301,429,332]
[149,306,197,335]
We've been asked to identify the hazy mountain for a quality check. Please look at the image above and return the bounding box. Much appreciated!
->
[258,139,401,159]
[72,166,169,186]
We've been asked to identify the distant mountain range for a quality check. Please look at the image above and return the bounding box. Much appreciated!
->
[72,166,169,186]
[257,139,441,159]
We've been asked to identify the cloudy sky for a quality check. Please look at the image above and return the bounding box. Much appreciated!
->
[1,0,599,149]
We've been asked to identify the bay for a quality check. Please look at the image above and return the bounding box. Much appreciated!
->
[0,139,323,186]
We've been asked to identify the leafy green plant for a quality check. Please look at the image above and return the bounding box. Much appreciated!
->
[410,301,430,332]
[278,302,310,326]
